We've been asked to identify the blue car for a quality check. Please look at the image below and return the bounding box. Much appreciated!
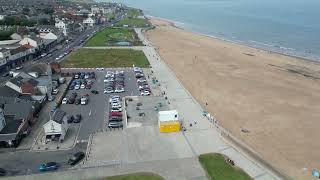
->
[39,162,58,172]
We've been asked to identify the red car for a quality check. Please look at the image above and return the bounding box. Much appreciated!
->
[110,112,122,117]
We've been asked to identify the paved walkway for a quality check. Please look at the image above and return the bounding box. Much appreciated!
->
[80,30,282,180]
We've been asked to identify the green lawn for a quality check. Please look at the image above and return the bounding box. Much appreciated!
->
[61,49,150,68]
[115,17,151,28]
[101,172,165,180]
[199,153,252,180]
[85,28,141,46]
[126,9,142,18]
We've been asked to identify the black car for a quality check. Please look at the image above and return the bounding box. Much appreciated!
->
[67,115,74,123]
[73,114,82,123]
[0,168,6,176]
[68,152,85,165]
[68,98,75,104]
[91,90,98,94]
[75,98,81,105]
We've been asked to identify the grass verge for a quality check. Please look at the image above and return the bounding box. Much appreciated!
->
[199,153,252,180]
[61,49,150,68]
[101,172,165,180]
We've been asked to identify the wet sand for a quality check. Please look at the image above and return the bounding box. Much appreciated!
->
[145,17,320,179]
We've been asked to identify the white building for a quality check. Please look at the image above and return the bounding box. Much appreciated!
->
[55,21,67,36]
[40,32,58,40]
[43,109,69,142]
[19,37,38,48]
[83,17,95,27]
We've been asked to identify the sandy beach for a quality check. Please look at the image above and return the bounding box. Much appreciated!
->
[145,18,320,179]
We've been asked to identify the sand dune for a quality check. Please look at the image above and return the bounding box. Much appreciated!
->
[145,18,320,179]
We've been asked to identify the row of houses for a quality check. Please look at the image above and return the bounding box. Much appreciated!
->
[0,63,61,147]
[0,25,65,71]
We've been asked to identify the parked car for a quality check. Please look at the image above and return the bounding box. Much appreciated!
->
[91,90,99,94]
[52,89,59,95]
[67,115,75,123]
[1,72,9,77]
[39,162,58,172]
[73,114,82,123]
[62,98,68,104]
[80,84,85,89]
[74,84,80,90]
[109,117,122,122]
[108,121,123,128]
[48,96,55,102]
[75,98,81,105]
[68,152,85,165]
[85,84,91,89]
[141,91,150,96]
[68,98,75,104]
[110,112,122,117]
[111,107,122,112]
[15,66,23,70]
[137,78,146,83]
[104,88,114,94]
[81,97,88,105]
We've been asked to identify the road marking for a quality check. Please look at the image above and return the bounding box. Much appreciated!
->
[89,110,92,116]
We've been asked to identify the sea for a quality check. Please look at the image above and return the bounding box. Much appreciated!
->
[97,0,320,61]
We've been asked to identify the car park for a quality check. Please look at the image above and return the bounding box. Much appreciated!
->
[39,162,58,172]
[68,152,85,165]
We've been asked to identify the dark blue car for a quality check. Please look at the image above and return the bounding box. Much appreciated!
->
[39,162,58,172]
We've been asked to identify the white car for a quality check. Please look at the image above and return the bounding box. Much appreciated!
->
[75,84,80,90]
[84,74,89,79]
[80,84,85,89]
[104,88,114,94]
[141,90,150,96]
[109,96,120,103]
[112,104,122,109]
[52,89,59,95]
[114,88,125,93]
[111,108,122,112]
[104,79,114,83]
[137,79,146,83]
[55,57,60,60]
[41,53,47,57]
[62,98,68,104]
[15,66,23,70]
[81,97,88,105]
